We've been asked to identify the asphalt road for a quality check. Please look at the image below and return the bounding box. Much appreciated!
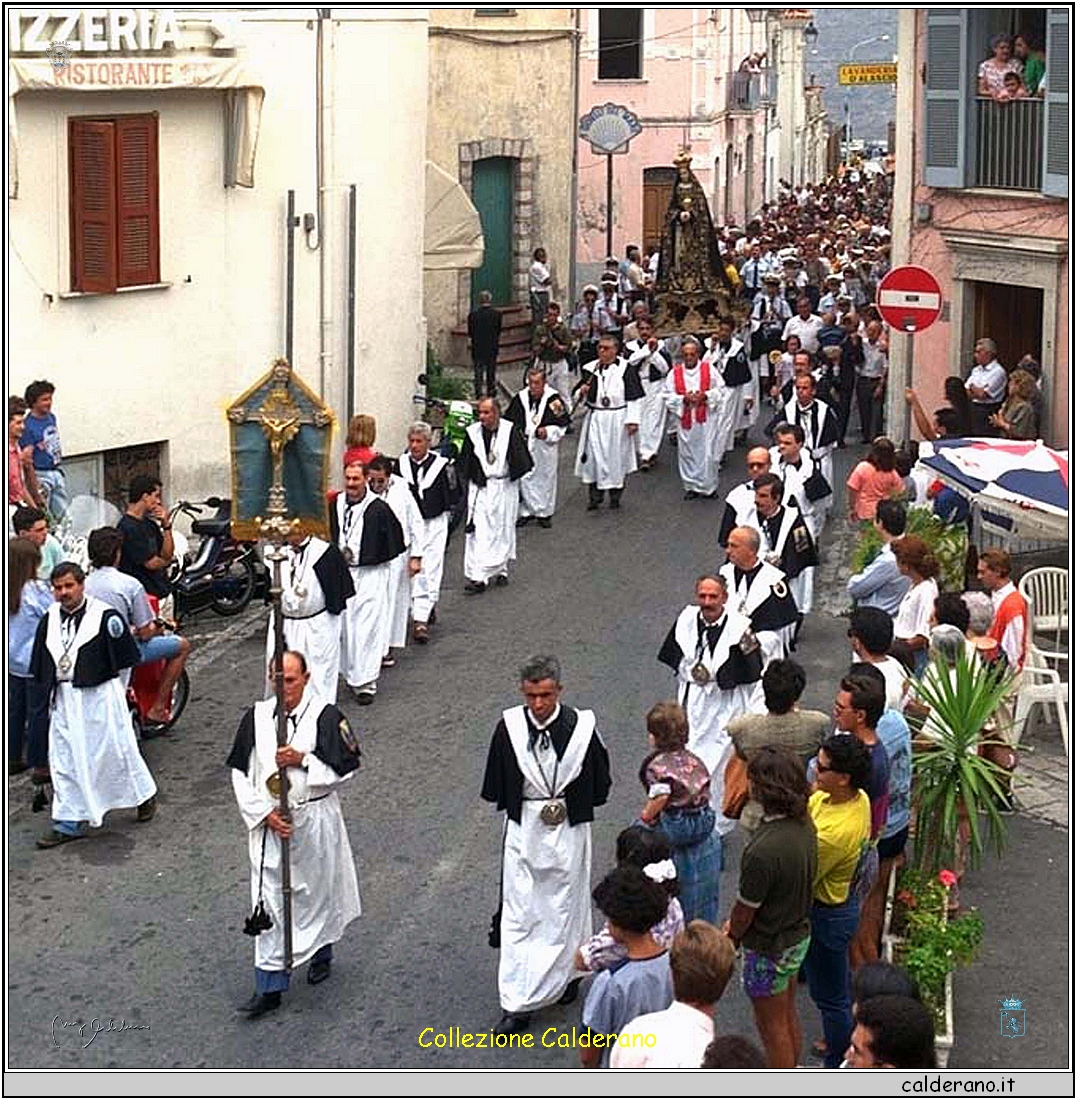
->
[7,431,1070,1071]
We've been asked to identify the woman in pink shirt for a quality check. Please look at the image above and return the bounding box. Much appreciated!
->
[846,437,904,523]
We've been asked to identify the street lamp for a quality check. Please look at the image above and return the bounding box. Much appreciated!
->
[845,34,890,164]
[804,20,819,46]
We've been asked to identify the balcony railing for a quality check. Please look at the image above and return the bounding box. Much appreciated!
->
[973,97,1043,191]
[728,71,767,112]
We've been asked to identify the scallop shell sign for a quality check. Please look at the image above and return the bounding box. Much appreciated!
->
[579,103,643,156]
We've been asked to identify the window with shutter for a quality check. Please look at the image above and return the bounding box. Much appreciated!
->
[68,113,159,293]
[1042,9,1069,198]
[923,10,969,189]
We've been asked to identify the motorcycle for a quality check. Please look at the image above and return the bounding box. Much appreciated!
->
[167,497,269,624]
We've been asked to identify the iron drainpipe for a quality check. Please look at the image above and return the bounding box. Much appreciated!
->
[568,9,581,305]
[315,8,330,399]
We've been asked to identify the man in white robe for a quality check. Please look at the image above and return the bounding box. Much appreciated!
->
[745,473,818,619]
[783,372,840,517]
[399,422,460,643]
[330,462,406,705]
[720,527,800,665]
[31,562,157,848]
[704,317,753,464]
[366,456,422,663]
[573,335,643,510]
[504,366,571,528]
[658,575,765,862]
[770,421,830,541]
[664,336,724,500]
[718,447,772,548]
[228,650,362,1018]
[623,317,671,471]
[458,399,534,592]
[265,531,353,704]
[481,654,611,1034]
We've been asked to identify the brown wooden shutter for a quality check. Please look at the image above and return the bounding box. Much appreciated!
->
[69,119,117,293]
[115,114,160,286]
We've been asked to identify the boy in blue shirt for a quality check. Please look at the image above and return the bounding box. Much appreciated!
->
[21,380,66,521]
[579,865,674,1067]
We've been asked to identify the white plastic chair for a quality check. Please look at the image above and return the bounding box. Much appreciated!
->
[1018,566,1068,654]
[1012,651,1069,756]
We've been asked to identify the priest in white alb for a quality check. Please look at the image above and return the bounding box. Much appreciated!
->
[457,398,534,593]
[481,654,611,1035]
[265,530,353,704]
[31,562,157,848]
[330,461,406,705]
[398,421,460,643]
[504,365,571,529]
[366,455,422,664]
[228,650,362,1018]
[664,335,724,500]
[658,575,765,864]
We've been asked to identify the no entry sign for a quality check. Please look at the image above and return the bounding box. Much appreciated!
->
[877,266,943,333]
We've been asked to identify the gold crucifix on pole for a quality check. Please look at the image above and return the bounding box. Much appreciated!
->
[226,358,335,971]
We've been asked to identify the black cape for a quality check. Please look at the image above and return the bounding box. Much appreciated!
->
[226,701,361,778]
[757,505,818,579]
[504,391,572,434]
[577,359,645,404]
[456,422,534,488]
[481,706,611,827]
[312,542,355,614]
[31,603,140,689]
[713,342,752,388]
[398,453,461,521]
[657,614,764,690]
[329,494,406,566]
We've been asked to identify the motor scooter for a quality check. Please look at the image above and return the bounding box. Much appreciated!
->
[128,595,190,740]
[168,497,269,624]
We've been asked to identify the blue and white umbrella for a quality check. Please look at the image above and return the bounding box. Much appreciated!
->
[918,438,1069,540]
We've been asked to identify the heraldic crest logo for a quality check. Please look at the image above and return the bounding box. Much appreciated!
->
[999,996,1025,1039]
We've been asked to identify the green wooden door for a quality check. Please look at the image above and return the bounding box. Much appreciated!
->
[470,157,514,307]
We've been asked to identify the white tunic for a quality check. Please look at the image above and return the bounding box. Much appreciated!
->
[784,396,836,512]
[45,599,157,826]
[663,363,724,495]
[464,420,520,583]
[265,537,342,704]
[574,358,641,490]
[625,340,670,462]
[517,385,566,519]
[706,337,750,456]
[231,690,361,972]
[733,330,760,434]
[399,451,451,625]
[336,492,392,692]
[498,706,596,1013]
[669,605,765,838]
[744,506,815,614]
[380,476,420,650]
[769,446,828,541]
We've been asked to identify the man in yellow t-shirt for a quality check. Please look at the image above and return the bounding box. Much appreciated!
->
[804,734,871,1067]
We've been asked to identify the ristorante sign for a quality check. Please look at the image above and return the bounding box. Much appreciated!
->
[8,8,235,53]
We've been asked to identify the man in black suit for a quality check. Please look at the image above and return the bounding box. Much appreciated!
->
[468,290,503,399]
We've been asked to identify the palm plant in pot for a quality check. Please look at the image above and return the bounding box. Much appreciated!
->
[906,649,1018,875]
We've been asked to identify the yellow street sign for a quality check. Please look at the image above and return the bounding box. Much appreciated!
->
[838,62,897,85]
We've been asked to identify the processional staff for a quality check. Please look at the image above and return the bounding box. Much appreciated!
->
[227,358,334,971]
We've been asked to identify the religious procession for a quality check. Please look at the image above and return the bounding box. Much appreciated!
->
[7,5,1069,1085]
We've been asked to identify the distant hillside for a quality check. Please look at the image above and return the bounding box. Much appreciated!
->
[809,8,899,142]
